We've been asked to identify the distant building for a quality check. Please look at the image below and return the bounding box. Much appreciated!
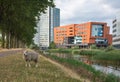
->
[112,13,120,48]
[33,7,60,48]
[54,22,112,48]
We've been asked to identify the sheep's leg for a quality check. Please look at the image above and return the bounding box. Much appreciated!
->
[25,63,28,67]
[25,61,28,67]
[35,63,38,68]
[34,60,38,68]
[25,61,31,67]
[28,62,31,67]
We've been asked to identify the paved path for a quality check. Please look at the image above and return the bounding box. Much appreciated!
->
[0,49,23,57]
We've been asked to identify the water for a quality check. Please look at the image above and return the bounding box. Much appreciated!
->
[92,64,120,77]
[73,55,120,77]
[48,52,120,77]
[51,53,120,77]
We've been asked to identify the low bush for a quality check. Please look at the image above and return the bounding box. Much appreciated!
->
[105,45,115,51]
[90,44,97,49]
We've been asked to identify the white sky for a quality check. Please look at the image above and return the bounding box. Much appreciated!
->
[55,0,120,33]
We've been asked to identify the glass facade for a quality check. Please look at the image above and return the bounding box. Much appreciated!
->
[50,8,60,42]
[95,38,108,47]
[74,36,82,44]
[68,37,74,44]
[34,7,60,48]
[91,24,103,37]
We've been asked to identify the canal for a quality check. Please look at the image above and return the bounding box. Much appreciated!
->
[50,52,120,77]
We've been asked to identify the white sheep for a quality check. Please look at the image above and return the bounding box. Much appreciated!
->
[23,50,39,67]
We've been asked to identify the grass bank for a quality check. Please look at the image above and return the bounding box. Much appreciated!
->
[46,48,120,82]
[0,54,80,82]
[48,48,120,62]
[44,54,120,82]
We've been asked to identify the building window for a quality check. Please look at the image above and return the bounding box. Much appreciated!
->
[113,34,116,37]
[113,38,120,42]
[69,27,73,29]
[91,24,103,37]
[113,29,116,33]
[113,24,116,28]
[70,33,73,35]
[69,30,73,32]
[113,19,116,24]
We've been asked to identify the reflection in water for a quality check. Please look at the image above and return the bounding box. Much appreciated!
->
[73,55,120,77]
[50,53,120,77]
[51,53,72,59]
[92,65,120,77]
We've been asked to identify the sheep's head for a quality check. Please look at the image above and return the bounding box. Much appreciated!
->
[23,50,28,59]
[24,50,28,55]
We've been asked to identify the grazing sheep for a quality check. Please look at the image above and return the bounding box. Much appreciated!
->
[23,50,39,67]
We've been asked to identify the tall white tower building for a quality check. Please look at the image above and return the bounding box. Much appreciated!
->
[33,7,60,48]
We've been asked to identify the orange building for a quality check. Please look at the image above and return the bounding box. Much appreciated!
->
[54,24,77,44]
[54,22,112,47]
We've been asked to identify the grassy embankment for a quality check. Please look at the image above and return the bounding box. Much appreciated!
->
[47,48,120,68]
[46,48,120,82]
[0,53,80,82]
[75,49,120,67]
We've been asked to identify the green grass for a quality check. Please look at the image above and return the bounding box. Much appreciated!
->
[0,54,80,82]
[47,48,73,54]
[73,49,120,62]
[45,54,120,82]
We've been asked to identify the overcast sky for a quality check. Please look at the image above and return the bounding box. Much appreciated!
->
[55,0,120,33]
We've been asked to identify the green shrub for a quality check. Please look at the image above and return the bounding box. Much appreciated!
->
[93,51,120,61]
[90,44,97,49]
[104,74,119,82]
[49,41,56,49]
[105,45,114,51]
[79,50,101,56]
[73,50,81,54]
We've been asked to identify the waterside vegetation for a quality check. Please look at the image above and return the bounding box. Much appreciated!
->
[45,47,120,82]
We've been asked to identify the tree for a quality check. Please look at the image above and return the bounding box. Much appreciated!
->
[49,41,56,49]
[0,0,55,48]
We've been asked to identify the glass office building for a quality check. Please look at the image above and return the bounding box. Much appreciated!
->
[34,7,60,48]
[50,7,60,42]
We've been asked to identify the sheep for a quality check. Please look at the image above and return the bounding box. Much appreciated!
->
[23,50,39,67]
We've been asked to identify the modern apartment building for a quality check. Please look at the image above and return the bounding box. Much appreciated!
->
[34,7,60,48]
[54,24,76,45]
[112,13,120,48]
[54,22,112,47]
